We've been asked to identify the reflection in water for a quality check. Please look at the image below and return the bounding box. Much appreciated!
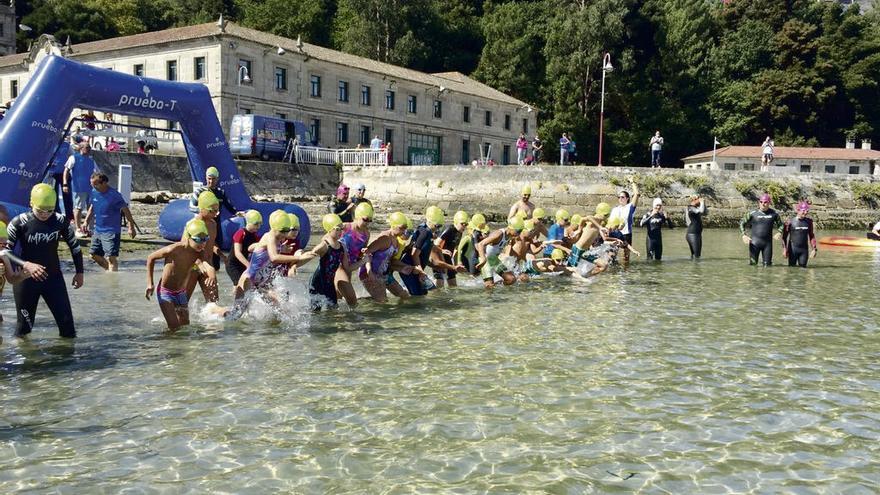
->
[0,229,878,492]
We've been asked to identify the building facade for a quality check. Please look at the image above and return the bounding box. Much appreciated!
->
[0,2,14,56]
[0,21,537,165]
[683,142,880,175]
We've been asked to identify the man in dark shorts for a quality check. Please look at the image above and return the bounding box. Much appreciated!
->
[83,173,136,271]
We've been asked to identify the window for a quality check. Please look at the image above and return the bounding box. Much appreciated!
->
[310,75,322,97]
[133,64,144,77]
[385,90,395,110]
[274,67,287,90]
[724,163,736,171]
[800,164,811,173]
[194,57,206,80]
[167,120,178,130]
[0,24,4,37]
[166,60,177,81]
[276,113,287,120]
[407,95,417,114]
[10,80,18,98]
[522,118,529,134]
[360,125,370,146]
[849,166,860,174]
[484,110,492,126]
[482,143,491,157]
[338,81,349,102]
[361,85,371,106]
[825,165,835,173]
[241,108,252,115]
[238,60,252,83]
[463,105,470,123]
[742,163,755,171]
[504,114,511,131]
[503,145,510,165]
[433,100,442,119]
[337,122,349,143]
[462,139,470,164]
[408,132,442,165]
[310,119,321,143]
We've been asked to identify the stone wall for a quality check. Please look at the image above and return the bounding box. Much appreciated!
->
[342,165,880,229]
[92,151,339,199]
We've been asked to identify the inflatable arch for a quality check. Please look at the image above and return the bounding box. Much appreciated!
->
[0,55,309,249]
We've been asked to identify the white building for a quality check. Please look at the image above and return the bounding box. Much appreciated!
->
[0,21,537,165]
[683,141,880,175]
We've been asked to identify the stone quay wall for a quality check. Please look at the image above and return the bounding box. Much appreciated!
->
[342,165,880,229]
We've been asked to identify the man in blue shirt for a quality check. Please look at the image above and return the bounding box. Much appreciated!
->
[63,142,98,235]
[83,172,136,272]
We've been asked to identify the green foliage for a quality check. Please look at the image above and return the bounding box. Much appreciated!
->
[811,181,835,199]
[851,182,880,208]
[606,174,626,188]
[632,173,673,198]
[734,178,804,208]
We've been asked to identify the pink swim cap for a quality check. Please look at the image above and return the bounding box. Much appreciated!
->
[797,201,810,212]
[336,184,350,197]
[759,193,771,203]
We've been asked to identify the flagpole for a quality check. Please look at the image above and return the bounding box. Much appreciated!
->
[712,136,718,169]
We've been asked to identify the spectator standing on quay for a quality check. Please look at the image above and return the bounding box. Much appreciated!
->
[761,136,775,172]
[82,172,137,272]
[370,134,382,150]
[531,135,543,164]
[63,142,98,236]
[559,133,571,165]
[569,138,577,164]
[650,131,664,168]
[516,134,528,165]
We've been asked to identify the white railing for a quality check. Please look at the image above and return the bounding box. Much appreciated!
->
[295,146,389,166]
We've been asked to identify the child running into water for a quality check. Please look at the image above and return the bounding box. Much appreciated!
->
[145,219,213,331]
[476,216,525,288]
[186,191,220,303]
[309,214,349,311]
[336,202,373,308]
[226,210,262,284]
[359,212,409,302]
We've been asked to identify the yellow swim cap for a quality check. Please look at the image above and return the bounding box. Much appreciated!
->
[551,248,565,261]
[269,210,292,231]
[426,206,445,227]
[453,210,469,225]
[30,183,57,209]
[508,215,525,232]
[532,208,546,220]
[287,213,300,230]
[184,219,209,239]
[469,213,487,232]
[595,202,612,217]
[354,202,374,220]
[555,209,570,222]
[206,166,220,178]
[607,216,621,229]
[388,211,408,228]
[515,210,527,220]
[523,219,535,232]
[245,209,262,226]
[570,214,583,227]
[197,190,219,210]
[322,213,343,232]
[522,185,532,195]
[0,220,7,239]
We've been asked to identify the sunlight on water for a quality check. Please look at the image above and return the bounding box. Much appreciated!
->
[1,230,879,492]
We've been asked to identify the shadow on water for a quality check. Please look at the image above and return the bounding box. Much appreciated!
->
[0,413,146,442]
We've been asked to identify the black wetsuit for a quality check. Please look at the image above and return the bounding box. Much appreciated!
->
[328,199,353,223]
[399,224,434,296]
[437,225,462,280]
[740,209,783,266]
[640,212,673,260]
[782,217,816,268]
[226,228,260,283]
[7,212,84,338]
[684,202,707,259]
[459,230,485,275]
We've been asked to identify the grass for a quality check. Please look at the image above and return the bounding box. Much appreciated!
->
[851,182,880,208]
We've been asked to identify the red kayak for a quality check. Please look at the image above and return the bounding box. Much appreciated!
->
[818,236,880,248]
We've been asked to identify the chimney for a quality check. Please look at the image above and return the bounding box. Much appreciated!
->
[862,139,872,151]
[846,138,856,149]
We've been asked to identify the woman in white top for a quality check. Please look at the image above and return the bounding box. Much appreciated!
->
[761,136,774,171]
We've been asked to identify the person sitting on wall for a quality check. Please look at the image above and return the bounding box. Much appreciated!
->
[868,219,880,241]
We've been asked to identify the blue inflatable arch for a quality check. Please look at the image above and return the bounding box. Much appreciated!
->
[0,55,309,249]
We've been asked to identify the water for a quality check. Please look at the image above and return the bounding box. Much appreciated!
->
[1,229,879,493]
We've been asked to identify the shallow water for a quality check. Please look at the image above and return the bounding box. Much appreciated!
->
[1,229,879,493]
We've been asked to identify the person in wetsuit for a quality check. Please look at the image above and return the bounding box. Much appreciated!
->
[6,184,85,338]
[456,213,488,276]
[740,193,783,266]
[435,210,469,288]
[399,206,445,296]
[309,214,348,311]
[782,201,817,268]
[640,198,673,260]
[684,195,707,259]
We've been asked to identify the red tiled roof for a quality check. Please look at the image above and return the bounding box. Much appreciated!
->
[684,145,880,161]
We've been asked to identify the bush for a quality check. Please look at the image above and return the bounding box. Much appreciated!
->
[851,182,880,208]
[811,181,835,199]
[674,173,708,190]
[633,174,674,197]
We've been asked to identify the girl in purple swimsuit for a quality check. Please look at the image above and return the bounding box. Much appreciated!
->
[359,212,409,303]
[335,202,373,309]
[309,214,349,311]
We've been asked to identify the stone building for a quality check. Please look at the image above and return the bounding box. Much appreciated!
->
[0,21,536,165]
[683,141,880,175]
[0,1,14,56]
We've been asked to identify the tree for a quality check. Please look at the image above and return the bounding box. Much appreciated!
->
[235,0,335,46]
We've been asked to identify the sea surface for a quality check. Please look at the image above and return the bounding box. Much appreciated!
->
[1,229,878,493]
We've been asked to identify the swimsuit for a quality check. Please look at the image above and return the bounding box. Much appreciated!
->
[157,284,188,307]
[246,246,277,288]
[481,231,509,280]
[309,241,344,311]
[340,224,369,269]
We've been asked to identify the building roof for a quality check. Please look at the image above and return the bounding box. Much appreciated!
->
[683,145,880,162]
[0,22,530,108]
